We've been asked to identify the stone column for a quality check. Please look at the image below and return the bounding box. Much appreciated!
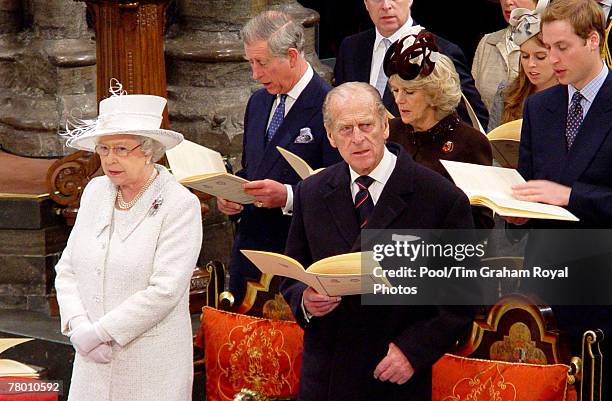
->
[0,0,96,157]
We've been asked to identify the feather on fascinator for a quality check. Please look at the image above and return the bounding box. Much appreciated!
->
[509,0,550,46]
[383,29,441,82]
[60,79,183,152]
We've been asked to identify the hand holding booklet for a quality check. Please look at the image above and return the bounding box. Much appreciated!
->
[440,160,578,221]
[241,250,392,297]
[165,140,255,204]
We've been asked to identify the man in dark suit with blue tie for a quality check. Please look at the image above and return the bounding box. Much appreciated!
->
[217,10,340,304]
[504,1,611,398]
[281,82,476,401]
[334,0,489,128]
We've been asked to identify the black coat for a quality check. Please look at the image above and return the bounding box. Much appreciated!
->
[280,143,476,401]
[334,27,489,129]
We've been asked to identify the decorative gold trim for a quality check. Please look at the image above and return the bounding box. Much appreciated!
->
[0,192,50,199]
[237,274,275,315]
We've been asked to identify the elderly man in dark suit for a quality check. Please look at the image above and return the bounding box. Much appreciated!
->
[505,1,611,398]
[280,82,476,401]
[334,0,489,128]
[217,10,340,304]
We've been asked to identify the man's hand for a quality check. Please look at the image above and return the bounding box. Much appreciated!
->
[373,343,414,385]
[501,216,530,225]
[217,197,244,215]
[303,287,341,317]
[512,180,571,206]
[243,179,288,209]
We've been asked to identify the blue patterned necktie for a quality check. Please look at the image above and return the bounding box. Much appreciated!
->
[375,38,392,97]
[355,175,375,228]
[566,92,584,150]
[266,94,288,143]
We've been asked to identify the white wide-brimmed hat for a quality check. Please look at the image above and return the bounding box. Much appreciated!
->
[63,80,183,152]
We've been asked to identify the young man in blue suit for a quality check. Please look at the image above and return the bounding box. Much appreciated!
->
[334,0,489,128]
[505,1,611,397]
[216,10,340,304]
[281,82,476,401]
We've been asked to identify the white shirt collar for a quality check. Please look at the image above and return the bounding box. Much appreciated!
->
[373,16,415,51]
[286,63,313,101]
[599,0,611,7]
[349,146,395,188]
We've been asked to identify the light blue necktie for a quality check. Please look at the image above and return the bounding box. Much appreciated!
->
[375,38,392,97]
[266,94,288,143]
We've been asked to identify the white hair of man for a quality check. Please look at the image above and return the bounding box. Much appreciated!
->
[323,82,387,130]
[241,10,305,58]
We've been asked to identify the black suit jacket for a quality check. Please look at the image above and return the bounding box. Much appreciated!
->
[280,143,476,401]
[334,28,489,128]
[228,72,341,302]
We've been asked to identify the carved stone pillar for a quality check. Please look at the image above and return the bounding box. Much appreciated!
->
[0,0,96,157]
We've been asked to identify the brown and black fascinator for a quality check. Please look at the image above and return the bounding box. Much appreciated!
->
[383,29,439,81]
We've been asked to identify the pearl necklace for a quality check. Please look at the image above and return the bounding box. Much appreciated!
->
[116,169,158,210]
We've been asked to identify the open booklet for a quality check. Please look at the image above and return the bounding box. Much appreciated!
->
[165,140,255,204]
[241,250,392,297]
[487,119,522,169]
[276,146,325,180]
[0,338,38,377]
[440,160,579,221]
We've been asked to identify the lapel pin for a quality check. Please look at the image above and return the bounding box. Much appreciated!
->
[149,196,163,216]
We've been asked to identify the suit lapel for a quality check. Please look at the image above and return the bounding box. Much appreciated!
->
[250,94,275,172]
[355,29,375,83]
[255,75,321,179]
[563,73,612,184]
[540,86,569,180]
[322,164,360,249]
[94,179,118,239]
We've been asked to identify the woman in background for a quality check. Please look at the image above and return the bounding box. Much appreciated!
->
[384,29,493,229]
[488,0,556,131]
[472,0,538,112]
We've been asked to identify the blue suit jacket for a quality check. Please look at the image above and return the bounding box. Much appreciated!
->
[334,27,489,128]
[229,72,341,302]
[281,143,476,401]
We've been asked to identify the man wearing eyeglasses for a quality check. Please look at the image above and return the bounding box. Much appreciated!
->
[334,0,489,129]
[281,82,476,401]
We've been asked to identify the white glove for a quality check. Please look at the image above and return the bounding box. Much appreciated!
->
[70,321,105,355]
[83,343,112,364]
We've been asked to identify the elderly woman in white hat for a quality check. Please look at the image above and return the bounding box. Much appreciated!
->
[488,0,556,131]
[54,81,202,401]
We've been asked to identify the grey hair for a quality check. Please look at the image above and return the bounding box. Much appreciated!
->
[323,82,387,130]
[241,10,305,57]
[140,137,166,162]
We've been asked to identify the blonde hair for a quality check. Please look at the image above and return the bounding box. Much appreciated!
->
[388,54,461,120]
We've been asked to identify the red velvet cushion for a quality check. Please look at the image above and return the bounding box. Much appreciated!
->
[199,307,304,401]
[433,353,571,401]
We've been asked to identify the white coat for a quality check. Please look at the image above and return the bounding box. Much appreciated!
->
[55,165,202,401]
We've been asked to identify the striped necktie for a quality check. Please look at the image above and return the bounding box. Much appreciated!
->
[355,175,375,228]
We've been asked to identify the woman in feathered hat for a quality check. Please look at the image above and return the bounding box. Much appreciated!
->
[55,80,202,401]
[488,0,557,131]
[383,29,494,229]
